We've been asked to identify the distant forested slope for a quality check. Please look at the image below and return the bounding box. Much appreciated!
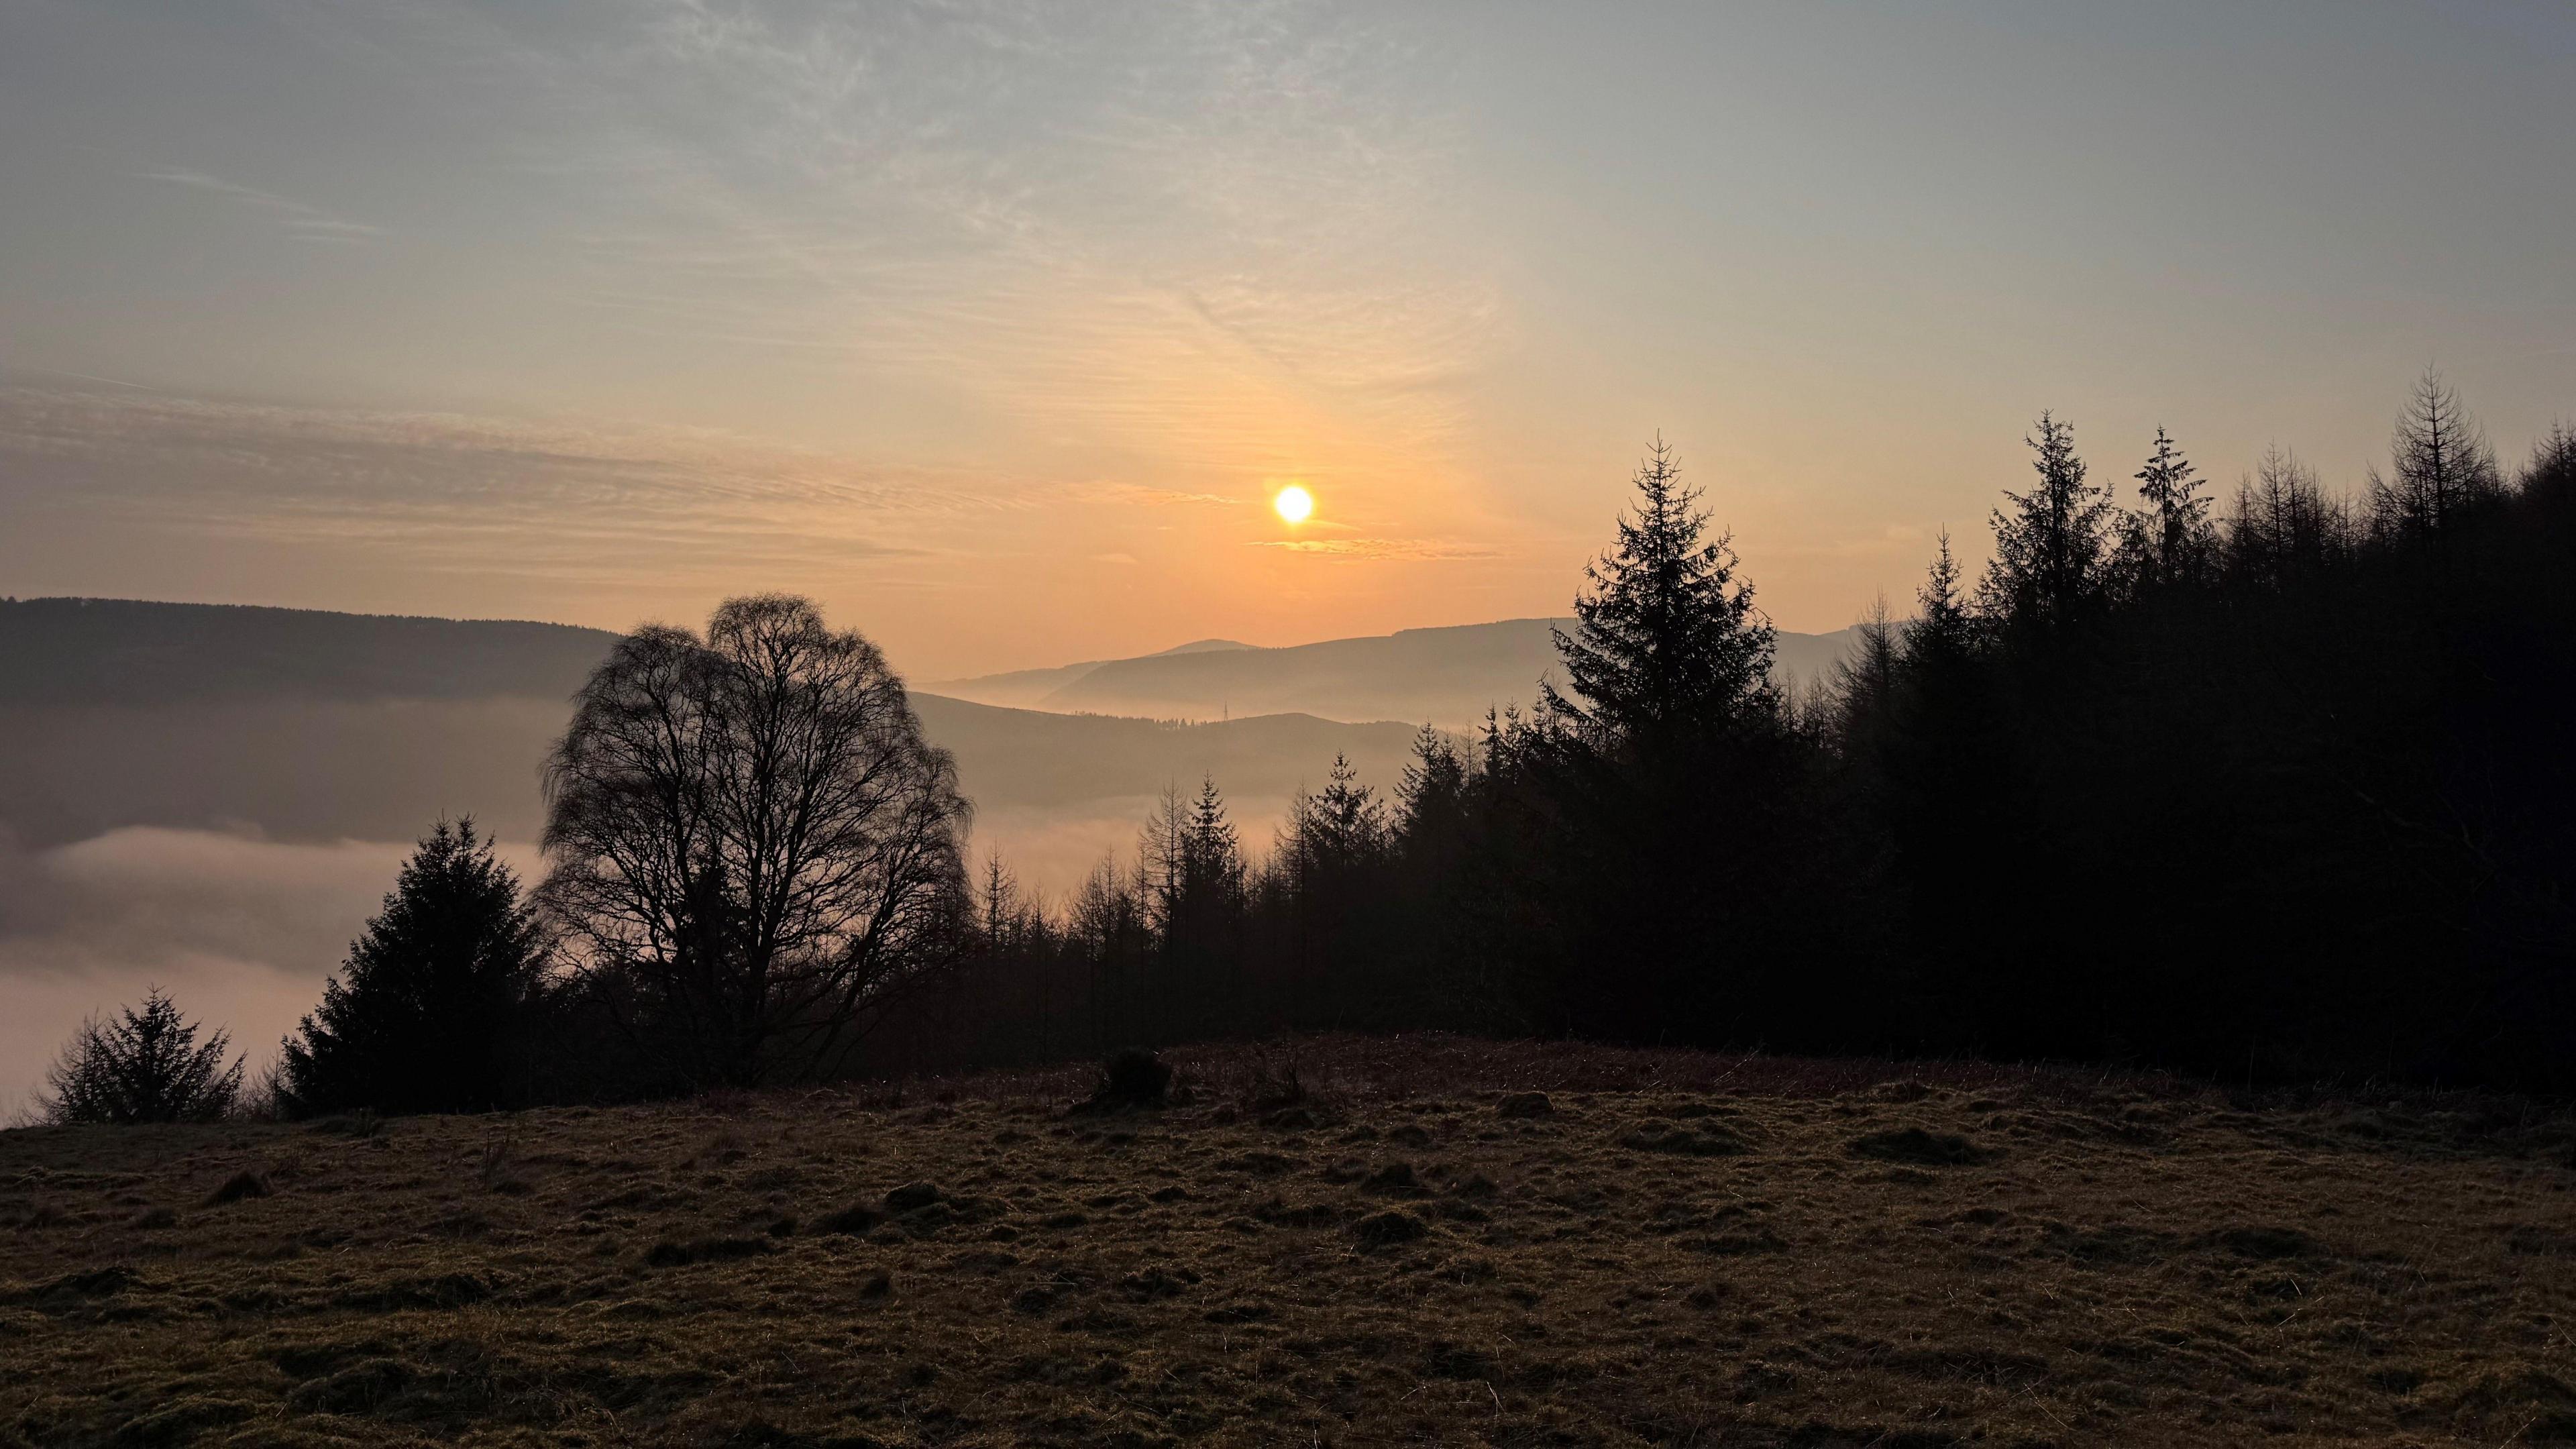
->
[0,598,620,705]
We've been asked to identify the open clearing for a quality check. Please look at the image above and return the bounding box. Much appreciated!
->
[6,1036,2576,1447]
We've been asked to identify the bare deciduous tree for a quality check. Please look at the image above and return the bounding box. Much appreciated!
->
[541,594,971,1089]
[2369,366,2502,540]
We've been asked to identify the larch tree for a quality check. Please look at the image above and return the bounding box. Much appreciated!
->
[2369,367,2502,541]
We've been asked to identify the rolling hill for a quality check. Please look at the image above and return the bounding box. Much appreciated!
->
[0,600,1411,855]
[927,617,1861,727]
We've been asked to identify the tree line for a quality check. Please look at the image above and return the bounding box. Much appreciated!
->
[33,370,2576,1122]
[879,371,2576,1093]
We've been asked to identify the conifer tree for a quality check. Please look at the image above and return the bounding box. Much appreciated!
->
[1980,413,2116,629]
[1396,726,1470,845]
[1904,529,1976,664]
[1181,777,1246,906]
[281,818,548,1116]
[2228,445,2347,588]
[2369,367,2502,539]
[1546,436,1775,743]
[39,988,243,1125]
[1830,596,1901,752]
[1291,755,1388,880]
[977,852,1022,951]
[2519,420,2576,504]
[2121,427,2214,589]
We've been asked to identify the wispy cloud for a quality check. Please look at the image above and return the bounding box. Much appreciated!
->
[490,1,1504,468]
[0,381,989,590]
[140,168,384,244]
[1077,483,1237,508]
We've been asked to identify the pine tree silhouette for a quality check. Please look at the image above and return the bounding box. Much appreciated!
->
[281,818,547,1116]
[1546,436,1775,744]
[40,988,242,1125]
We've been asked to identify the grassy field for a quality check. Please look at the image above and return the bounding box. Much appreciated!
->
[5,1036,2575,1448]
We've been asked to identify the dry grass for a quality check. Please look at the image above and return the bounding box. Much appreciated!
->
[5,1035,2576,1447]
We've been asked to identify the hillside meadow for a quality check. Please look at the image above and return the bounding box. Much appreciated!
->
[5,1037,2575,1448]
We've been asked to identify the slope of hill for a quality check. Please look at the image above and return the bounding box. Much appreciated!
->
[0,597,620,706]
[930,618,1862,727]
[6,1035,2571,1447]
[909,637,1253,710]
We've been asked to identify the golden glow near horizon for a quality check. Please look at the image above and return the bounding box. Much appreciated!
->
[1273,485,1315,525]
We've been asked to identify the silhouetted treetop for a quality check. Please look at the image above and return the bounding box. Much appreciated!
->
[1980,412,2118,631]
[1904,529,1976,665]
[39,989,242,1126]
[1546,436,1776,742]
[540,594,970,1089]
[2369,366,2502,541]
[280,818,547,1117]
[2121,427,2216,590]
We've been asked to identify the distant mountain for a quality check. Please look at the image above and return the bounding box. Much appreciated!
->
[924,635,1254,710]
[0,600,1411,868]
[928,617,1862,727]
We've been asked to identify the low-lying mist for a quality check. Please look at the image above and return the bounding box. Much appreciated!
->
[0,806,1294,1116]
[0,828,438,1114]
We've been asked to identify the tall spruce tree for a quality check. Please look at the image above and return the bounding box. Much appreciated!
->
[282,819,548,1116]
[2121,427,2214,590]
[1980,413,2117,630]
[1181,777,1247,907]
[1545,437,1775,744]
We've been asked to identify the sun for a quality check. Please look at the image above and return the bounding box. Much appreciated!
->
[1273,484,1314,525]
